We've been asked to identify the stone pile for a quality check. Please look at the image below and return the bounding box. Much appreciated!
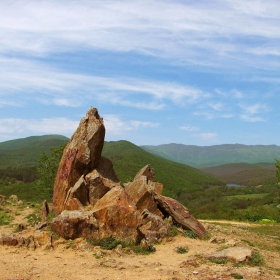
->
[50,107,206,244]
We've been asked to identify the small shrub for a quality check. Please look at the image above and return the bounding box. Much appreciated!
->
[86,237,155,255]
[176,246,188,254]
[87,237,121,250]
[248,251,264,266]
[230,273,244,279]
[129,244,156,255]
[93,253,101,259]
[26,213,40,226]
[259,218,276,224]
[209,257,229,264]
[0,212,13,226]
[167,225,179,237]
[183,230,197,239]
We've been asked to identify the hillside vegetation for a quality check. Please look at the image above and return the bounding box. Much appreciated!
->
[142,143,280,168]
[202,163,276,186]
[0,135,279,223]
[102,140,224,199]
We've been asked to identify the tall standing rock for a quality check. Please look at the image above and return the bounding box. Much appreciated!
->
[52,107,105,213]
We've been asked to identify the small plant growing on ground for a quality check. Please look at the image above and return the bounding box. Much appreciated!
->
[176,246,188,254]
[248,251,264,266]
[26,213,40,226]
[0,212,13,226]
[183,230,197,239]
[230,273,244,279]
[209,257,229,264]
[86,237,155,255]
[167,225,179,237]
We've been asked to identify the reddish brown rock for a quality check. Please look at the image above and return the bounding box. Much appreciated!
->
[92,185,141,244]
[95,156,120,183]
[63,176,88,211]
[134,164,155,182]
[0,234,18,246]
[52,107,105,213]
[125,178,162,217]
[41,200,49,222]
[50,210,99,240]
[154,194,206,239]
[139,209,171,243]
[86,170,120,207]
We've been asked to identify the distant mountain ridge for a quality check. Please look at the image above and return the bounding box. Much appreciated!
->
[0,135,224,202]
[201,162,276,186]
[141,143,280,168]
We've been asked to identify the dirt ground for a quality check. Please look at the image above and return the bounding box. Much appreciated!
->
[1,198,280,280]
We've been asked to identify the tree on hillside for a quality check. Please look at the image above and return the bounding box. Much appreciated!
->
[275,158,280,204]
[276,158,280,183]
[37,145,65,198]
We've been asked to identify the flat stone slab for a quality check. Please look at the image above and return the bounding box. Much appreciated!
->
[208,247,253,262]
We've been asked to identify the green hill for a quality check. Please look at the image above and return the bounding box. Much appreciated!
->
[0,135,69,168]
[141,143,280,168]
[202,163,276,186]
[0,136,225,202]
[102,140,225,200]
[0,135,68,151]
[0,135,69,182]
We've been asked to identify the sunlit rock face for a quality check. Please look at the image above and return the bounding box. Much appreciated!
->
[50,107,206,244]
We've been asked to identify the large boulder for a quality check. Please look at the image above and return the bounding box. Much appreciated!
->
[92,185,141,244]
[50,210,99,240]
[125,178,162,217]
[208,247,253,262]
[154,194,206,239]
[52,107,105,213]
[49,107,207,245]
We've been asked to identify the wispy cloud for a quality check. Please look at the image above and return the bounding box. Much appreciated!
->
[0,57,209,110]
[0,0,279,70]
[0,118,79,138]
[103,115,160,135]
[196,132,218,142]
[179,125,199,132]
[240,103,267,122]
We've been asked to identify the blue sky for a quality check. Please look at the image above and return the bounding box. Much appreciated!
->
[0,0,280,146]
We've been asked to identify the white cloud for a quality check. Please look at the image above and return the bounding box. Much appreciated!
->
[239,103,267,122]
[103,114,160,136]
[198,133,218,141]
[0,57,209,110]
[209,102,223,111]
[179,125,199,132]
[0,117,79,141]
[130,121,160,128]
[0,0,279,70]
[233,90,244,99]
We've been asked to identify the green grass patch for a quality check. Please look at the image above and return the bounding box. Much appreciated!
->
[248,224,280,239]
[86,237,155,255]
[248,251,265,266]
[208,257,229,264]
[230,273,244,279]
[176,246,188,254]
[183,230,197,239]
[0,181,52,203]
[0,212,13,225]
[167,225,179,237]
[26,213,41,226]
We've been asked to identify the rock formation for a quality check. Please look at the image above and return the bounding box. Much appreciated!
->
[52,107,106,213]
[50,107,206,244]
